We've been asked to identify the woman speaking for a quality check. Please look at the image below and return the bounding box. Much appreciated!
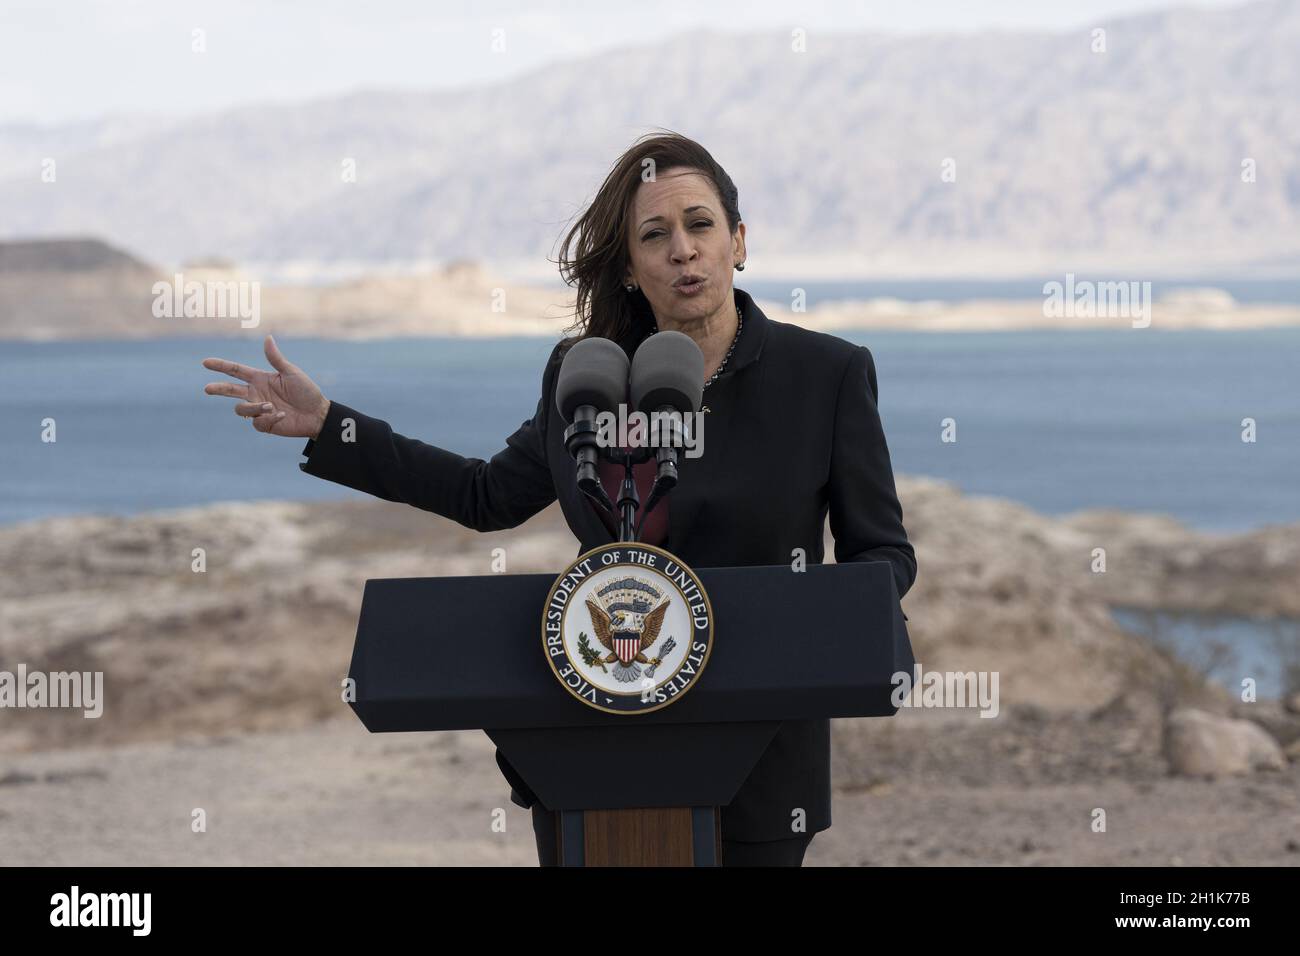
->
[202,131,917,867]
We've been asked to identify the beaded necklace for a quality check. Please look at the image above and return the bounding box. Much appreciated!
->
[646,303,744,391]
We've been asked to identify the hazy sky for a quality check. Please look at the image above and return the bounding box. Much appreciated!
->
[1,0,1250,125]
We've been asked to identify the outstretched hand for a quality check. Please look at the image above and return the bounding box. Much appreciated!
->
[202,334,330,439]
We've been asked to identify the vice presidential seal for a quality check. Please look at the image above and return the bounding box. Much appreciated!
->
[542,542,713,714]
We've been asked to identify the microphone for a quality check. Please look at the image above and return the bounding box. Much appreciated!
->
[555,337,629,513]
[629,331,703,535]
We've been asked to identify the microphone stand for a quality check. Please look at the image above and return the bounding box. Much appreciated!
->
[574,443,663,544]
[612,444,656,543]
[565,413,681,544]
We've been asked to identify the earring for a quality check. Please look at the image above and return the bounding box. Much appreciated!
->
[625,283,636,292]
[735,261,745,271]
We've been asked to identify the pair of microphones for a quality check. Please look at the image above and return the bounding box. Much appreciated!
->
[555,331,704,542]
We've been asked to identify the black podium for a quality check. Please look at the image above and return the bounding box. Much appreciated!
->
[346,558,913,866]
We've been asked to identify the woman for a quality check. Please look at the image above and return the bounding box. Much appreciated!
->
[202,131,917,867]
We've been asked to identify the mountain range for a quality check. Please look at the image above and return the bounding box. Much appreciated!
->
[1,0,1297,279]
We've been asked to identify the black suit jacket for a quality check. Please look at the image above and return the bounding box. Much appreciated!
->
[298,287,916,841]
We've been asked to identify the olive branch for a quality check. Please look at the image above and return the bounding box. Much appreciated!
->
[577,631,607,672]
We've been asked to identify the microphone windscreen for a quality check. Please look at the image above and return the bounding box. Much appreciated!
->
[555,337,630,422]
[630,330,703,414]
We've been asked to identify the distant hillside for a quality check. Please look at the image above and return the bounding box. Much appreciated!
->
[0,238,165,340]
[3,235,1299,340]
[0,237,154,273]
[0,237,577,340]
[0,1,1297,278]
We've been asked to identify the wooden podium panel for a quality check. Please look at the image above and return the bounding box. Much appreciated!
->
[553,806,721,866]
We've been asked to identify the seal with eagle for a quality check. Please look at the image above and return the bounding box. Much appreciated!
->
[584,577,671,684]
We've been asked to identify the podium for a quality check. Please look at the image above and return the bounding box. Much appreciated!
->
[346,559,914,866]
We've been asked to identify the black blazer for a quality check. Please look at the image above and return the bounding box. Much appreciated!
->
[298,286,916,842]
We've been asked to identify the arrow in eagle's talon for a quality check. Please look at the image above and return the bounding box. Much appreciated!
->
[645,636,676,678]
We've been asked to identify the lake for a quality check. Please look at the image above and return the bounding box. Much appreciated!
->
[1,328,1297,531]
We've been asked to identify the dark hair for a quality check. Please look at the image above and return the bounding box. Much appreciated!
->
[552,129,742,356]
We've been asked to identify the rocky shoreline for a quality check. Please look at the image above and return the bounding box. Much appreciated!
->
[2,477,1298,864]
[5,247,1299,340]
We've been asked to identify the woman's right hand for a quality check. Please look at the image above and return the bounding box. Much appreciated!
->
[202,334,330,439]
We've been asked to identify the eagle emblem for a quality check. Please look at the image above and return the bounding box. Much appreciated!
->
[543,542,713,714]
[584,576,670,683]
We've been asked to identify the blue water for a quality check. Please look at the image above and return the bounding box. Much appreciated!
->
[737,277,1300,306]
[1112,608,1300,699]
[0,329,1297,530]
